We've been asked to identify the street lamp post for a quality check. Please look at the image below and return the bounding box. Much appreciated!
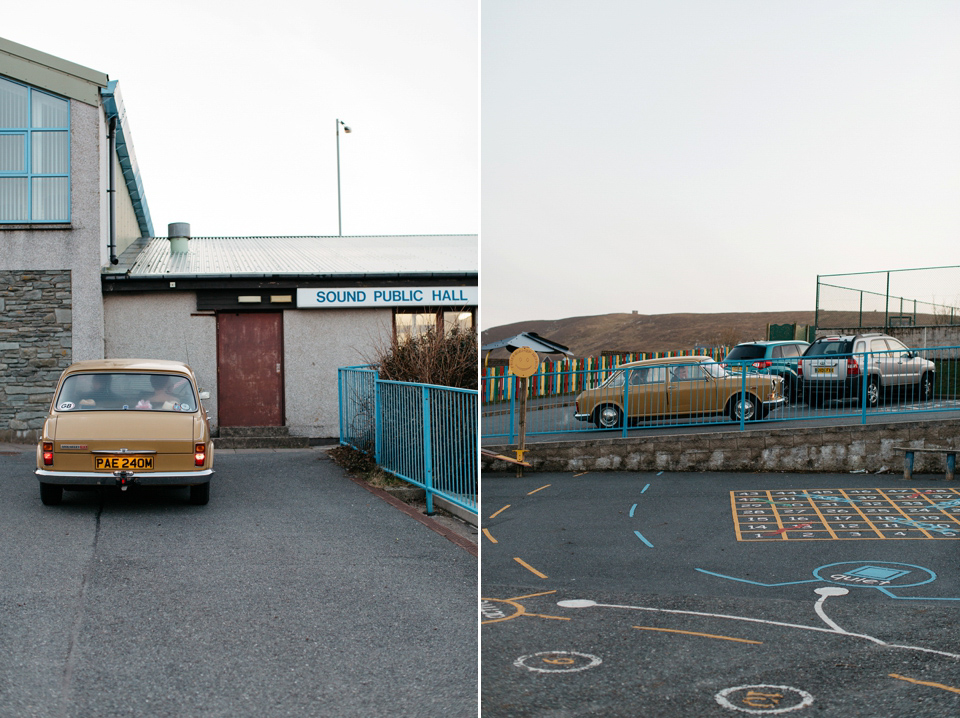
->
[336,119,351,236]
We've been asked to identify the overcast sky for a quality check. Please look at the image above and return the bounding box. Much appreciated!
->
[4,0,478,238]
[481,1,960,330]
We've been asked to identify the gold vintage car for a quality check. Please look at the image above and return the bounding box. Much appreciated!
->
[574,356,784,428]
[36,359,214,506]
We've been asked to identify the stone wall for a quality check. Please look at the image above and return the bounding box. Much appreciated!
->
[482,418,960,476]
[0,270,72,442]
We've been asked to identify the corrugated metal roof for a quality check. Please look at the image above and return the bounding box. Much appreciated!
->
[117,234,478,278]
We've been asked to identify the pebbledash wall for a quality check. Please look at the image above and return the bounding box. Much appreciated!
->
[482,419,960,475]
[103,293,395,438]
[0,270,73,437]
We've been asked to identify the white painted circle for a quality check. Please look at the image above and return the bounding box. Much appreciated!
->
[715,684,814,714]
[514,651,602,674]
[557,599,597,608]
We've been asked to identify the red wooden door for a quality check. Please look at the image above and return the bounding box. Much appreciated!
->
[217,312,284,426]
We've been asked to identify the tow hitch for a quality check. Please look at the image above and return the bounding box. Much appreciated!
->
[114,471,136,491]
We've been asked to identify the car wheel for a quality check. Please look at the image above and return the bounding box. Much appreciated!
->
[919,372,934,401]
[189,482,210,506]
[594,404,623,429]
[865,377,881,408]
[729,393,760,421]
[40,483,62,506]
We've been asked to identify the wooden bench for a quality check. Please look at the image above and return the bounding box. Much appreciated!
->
[893,446,957,481]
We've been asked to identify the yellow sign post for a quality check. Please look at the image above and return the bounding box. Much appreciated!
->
[508,347,540,477]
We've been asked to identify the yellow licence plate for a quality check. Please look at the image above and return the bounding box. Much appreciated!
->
[815,367,833,374]
[94,456,154,471]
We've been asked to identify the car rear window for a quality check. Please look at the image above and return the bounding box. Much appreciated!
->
[55,373,198,412]
[804,340,853,357]
[725,345,766,361]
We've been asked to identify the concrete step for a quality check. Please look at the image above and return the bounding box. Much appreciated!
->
[214,426,310,449]
[218,426,291,438]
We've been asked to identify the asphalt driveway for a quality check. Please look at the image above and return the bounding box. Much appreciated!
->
[0,446,477,718]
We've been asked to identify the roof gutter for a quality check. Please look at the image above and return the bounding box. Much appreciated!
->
[101,81,154,237]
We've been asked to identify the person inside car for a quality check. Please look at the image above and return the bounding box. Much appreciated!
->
[78,374,122,408]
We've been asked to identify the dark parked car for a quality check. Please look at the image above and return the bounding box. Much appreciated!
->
[722,340,809,403]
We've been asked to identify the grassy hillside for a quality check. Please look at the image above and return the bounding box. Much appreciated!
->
[481,311,817,359]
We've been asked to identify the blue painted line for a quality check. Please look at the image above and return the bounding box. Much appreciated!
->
[641,483,650,494]
[634,531,654,548]
[629,504,637,518]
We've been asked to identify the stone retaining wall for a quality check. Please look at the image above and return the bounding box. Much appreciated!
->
[0,270,72,442]
[482,418,960,475]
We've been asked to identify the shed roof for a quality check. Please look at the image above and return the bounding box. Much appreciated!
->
[481,332,573,356]
[110,234,478,279]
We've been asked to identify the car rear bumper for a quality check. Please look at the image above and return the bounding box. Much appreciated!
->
[574,412,591,422]
[802,376,862,397]
[36,469,213,486]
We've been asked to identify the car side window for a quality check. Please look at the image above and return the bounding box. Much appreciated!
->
[870,339,888,356]
[886,338,908,354]
[672,364,705,382]
[784,344,802,358]
[771,346,784,359]
[647,367,667,384]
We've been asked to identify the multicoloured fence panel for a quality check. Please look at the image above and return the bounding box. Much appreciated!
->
[481,346,960,442]
[338,366,477,515]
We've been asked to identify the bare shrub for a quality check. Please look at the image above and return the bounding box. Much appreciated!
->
[367,327,478,389]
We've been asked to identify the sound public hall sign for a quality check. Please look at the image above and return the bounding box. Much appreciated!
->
[296,286,477,309]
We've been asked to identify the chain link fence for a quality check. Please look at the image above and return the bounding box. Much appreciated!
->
[817,266,960,331]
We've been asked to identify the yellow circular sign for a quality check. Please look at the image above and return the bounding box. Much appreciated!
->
[509,347,540,378]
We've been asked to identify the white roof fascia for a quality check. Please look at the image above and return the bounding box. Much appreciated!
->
[0,36,108,105]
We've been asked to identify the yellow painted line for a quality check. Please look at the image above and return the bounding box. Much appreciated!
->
[573,472,588,477]
[514,557,548,579]
[528,613,571,621]
[482,528,498,544]
[527,484,551,495]
[890,674,960,694]
[730,492,744,542]
[508,590,557,601]
[489,504,510,519]
[633,625,762,645]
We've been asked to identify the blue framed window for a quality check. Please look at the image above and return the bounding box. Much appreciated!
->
[0,76,70,223]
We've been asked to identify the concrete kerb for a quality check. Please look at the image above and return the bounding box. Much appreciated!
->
[481,417,960,475]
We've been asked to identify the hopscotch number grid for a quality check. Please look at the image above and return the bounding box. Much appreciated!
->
[732,488,960,541]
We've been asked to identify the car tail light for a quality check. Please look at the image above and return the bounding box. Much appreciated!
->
[42,442,53,466]
[195,443,206,467]
[752,361,773,369]
[797,361,803,378]
[846,358,860,377]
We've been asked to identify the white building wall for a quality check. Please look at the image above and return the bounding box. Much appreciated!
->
[0,98,104,361]
[284,308,394,438]
[103,293,219,427]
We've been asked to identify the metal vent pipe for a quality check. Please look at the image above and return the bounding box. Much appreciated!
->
[168,222,190,253]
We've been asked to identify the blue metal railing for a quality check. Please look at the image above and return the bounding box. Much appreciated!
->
[338,366,378,452]
[338,367,477,515]
[481,345,960,442]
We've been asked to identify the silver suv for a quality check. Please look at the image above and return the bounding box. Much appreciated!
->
[798,333,935,407]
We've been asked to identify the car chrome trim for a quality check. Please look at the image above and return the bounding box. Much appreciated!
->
[36,469,213,483]
[90,449,159,454]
